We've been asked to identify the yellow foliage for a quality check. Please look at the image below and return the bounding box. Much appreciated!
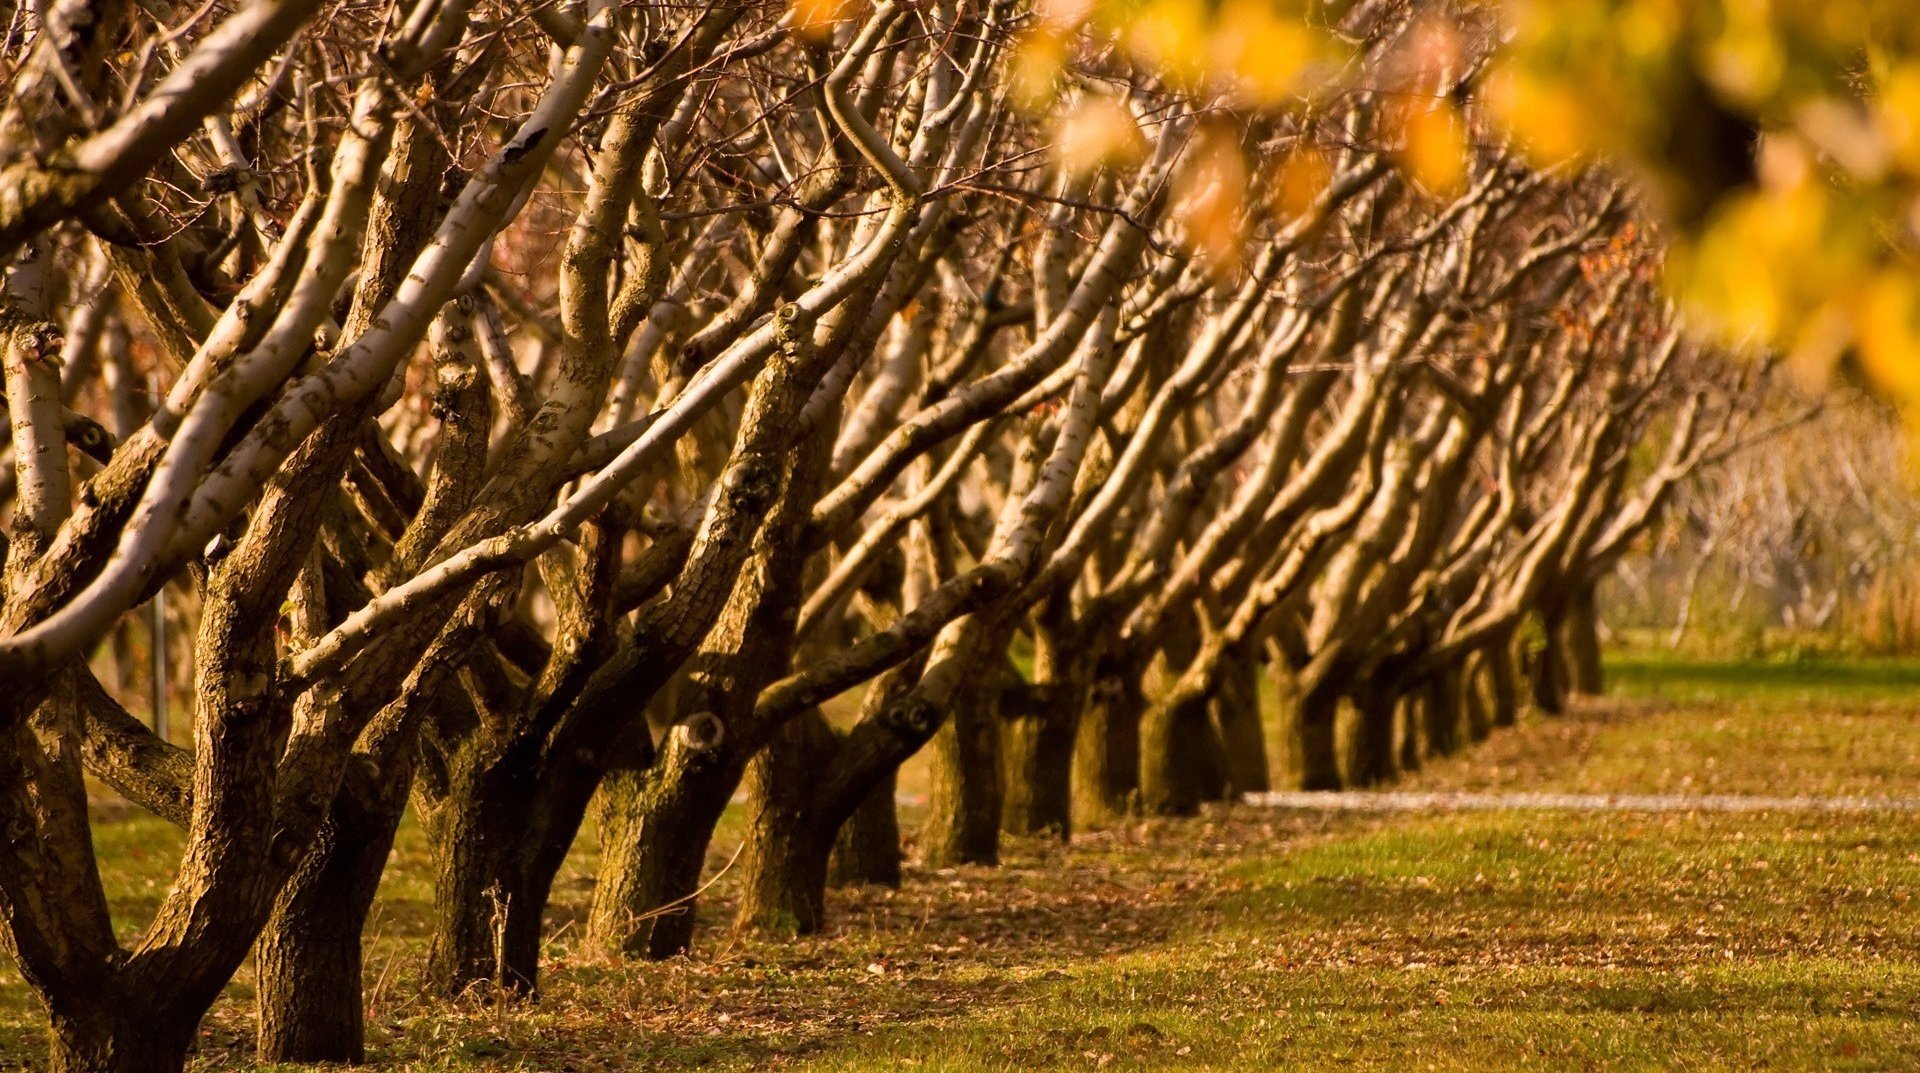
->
[1858,272,1920,406]
[790,0,851,42]
[1173,126,1250,271]
[1124,0,1210,89]
[1010,29,1069,111]
[1209,0,1316,108]
[1395,99,1470,198]
[1271,145,1332,221]
[1053,96,1147,179]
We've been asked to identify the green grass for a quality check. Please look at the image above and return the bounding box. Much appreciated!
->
[1608,652,1920,707]
[7,656,1920,1069]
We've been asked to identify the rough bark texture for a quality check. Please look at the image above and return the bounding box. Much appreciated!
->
[255,798,396,1062]
[1000,705,1077,837]
[923,671,1004,866]
[737,711,840,935]
[1072,665,1143,819]
[829,771,904,888]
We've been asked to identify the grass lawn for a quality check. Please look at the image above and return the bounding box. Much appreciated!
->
[6,654,1920,1069]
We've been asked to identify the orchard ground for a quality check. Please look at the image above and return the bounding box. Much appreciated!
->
[5,654,1920,1070]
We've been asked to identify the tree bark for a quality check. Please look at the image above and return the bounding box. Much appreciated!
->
[1211,650,1270,794]
[422,766,547,998]
[736,710,839,935]
[1296,685,1343,791]
[1351,688,1398,787]
[922,670,1003,866]
[1489,633,1521,728]
[829,770,903,887]
[1530,613,1569,716]
[584,731,741,960]
[255,791,400,1062]
[1396,691,1424,774]
[1138,691,1212,816]
[1462,651,1495,743]
[1072,664,1142,820]
[1433,669,1465,757]
[1000,698,1077,837]
[1565,582,1605,695]
[49,1007,197,1073]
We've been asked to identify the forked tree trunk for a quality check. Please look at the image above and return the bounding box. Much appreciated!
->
[923,674,1003,866]
[829,771,903,888]
[256,792,403,1062]
[50,1005,197,1073]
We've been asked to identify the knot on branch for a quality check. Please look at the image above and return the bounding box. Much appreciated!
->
[672,711,726,756]
[1,316,62,366]
[883,696,938,738]
[62,412,114,464]
[773,302,814,360]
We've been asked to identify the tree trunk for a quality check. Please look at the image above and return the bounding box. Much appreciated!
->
[255,792,402,1062]
[1072,668,1142,820]
[922,673,1003,867]
[584,729,741,960]
[49,1006,197,1073]
[1351,689,1398,787]
[1296,685,1343,791]
[1489,633,1521,728]
[736,711,838,935]
[422,766,546,998]
[1211,651,1270,795]
[1565,582,1605,695]
[1139,691,1212,816]
[1424,669,1461,758]
[1462,651,1495,743]
[829,771,903,888]
[1001,701,1077,838]
[1396,692,1423,774]
[1530,614,1568,716]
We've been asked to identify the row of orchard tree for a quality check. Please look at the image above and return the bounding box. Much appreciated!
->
[0,1,1772,1070]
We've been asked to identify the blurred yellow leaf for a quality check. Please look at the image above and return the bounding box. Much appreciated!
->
[1173,126,1249,271]
[1125,0,1208,89]
[1395,99,1469,197]
[791,0,850,41]
[1210,0,1315,108]
[1011,29,1069,111]
[1053,96,1147,178]
[1487,67,1592,166]
[1270,145,1332,221]
[1879,65,1920,175]
[1858,271,1920,404]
